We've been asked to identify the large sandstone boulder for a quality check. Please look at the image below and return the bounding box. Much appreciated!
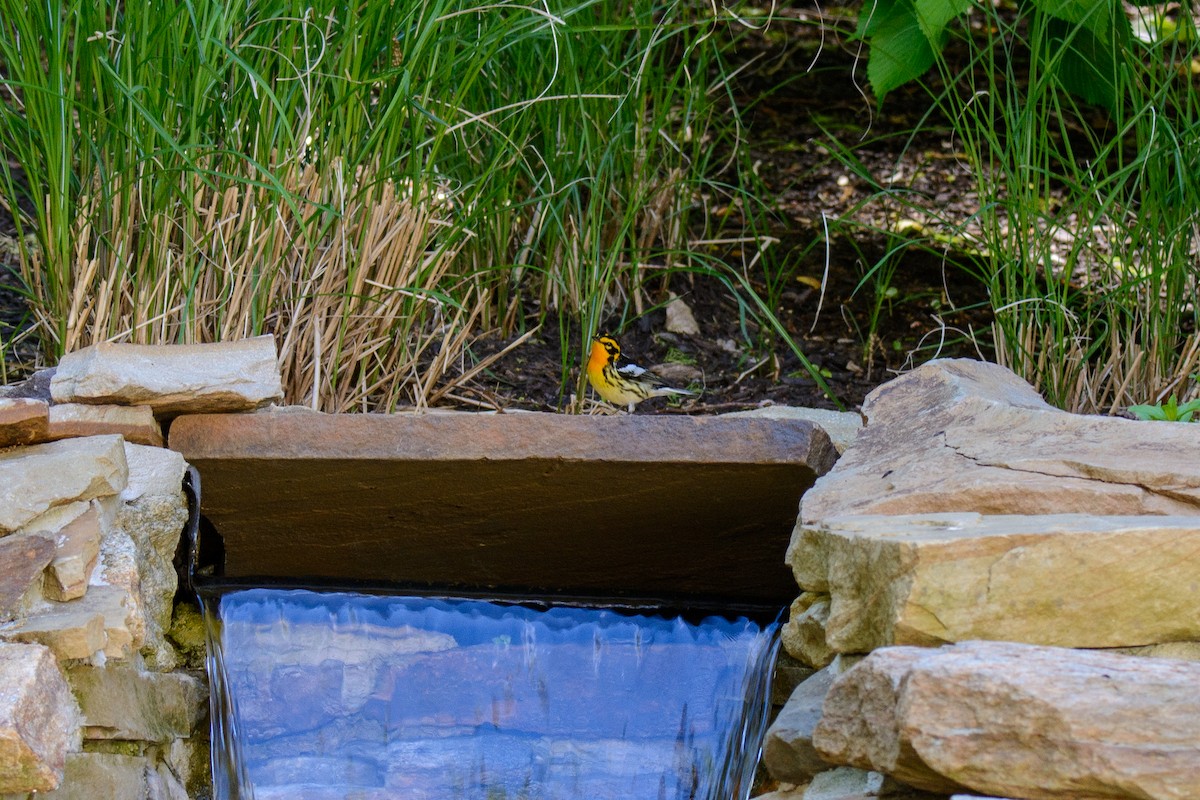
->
[785,359,1200,661]
[790,512,1200,652]
[813,641,1200,800]
[799,358,1200,521]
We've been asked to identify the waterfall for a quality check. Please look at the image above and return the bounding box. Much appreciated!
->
[202,588,781,800]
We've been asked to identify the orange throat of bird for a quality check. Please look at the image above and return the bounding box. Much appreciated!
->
[587,340,611,379]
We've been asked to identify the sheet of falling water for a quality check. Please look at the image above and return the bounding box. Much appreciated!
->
[204,588,780,800]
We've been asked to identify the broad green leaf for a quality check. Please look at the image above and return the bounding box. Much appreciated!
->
[913,0,973,43]
[856,0,902,38]
[859,0,937,102]
[1044,13,1126,111]
[1032,0,1111,40]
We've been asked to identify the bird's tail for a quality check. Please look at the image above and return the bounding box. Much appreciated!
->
[650,386,695,398]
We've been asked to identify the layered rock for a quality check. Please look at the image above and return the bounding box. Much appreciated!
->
[0,336,295,798]
[50,336,283,417]
[813,642,1200,800]
[790,512,1200,653]
[787,359,1200,662]
[786,359,1200,799]
[47,403,163,447]
[0,435,128,534]
[0,398,48,447]
[799,358,1200,521]
[0,434,196,796]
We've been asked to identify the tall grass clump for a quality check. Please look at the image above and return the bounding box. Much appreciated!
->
[0,0,766,410]
[928,1,1200,412]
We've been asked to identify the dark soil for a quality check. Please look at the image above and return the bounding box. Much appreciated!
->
[0,4,994,412]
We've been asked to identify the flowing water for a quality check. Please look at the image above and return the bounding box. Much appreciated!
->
[201,588,781,800]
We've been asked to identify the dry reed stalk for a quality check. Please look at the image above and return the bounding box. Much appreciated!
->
[30,158,502,411]
[995,317,1200,415]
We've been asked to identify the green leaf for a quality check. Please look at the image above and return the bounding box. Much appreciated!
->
[1043,14,1126,111]
[1129,396,1200,422]
[913,0,973,43]
[1031,0,1112,40]
[1128,403,1168,421]
[859,0,937,102]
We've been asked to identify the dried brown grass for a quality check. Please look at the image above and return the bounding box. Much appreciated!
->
[27,159,499,412]
[995,324,1200,415]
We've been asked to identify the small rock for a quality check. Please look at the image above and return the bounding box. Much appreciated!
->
[113,447,188,668]
[0,534,55,622]
[764,664,840,783]
[95,536,145,658]
[781,592,835,668]
[803,767,883,799]
[0,368,54,401]
[66,665,206,742]
[726,406,863,454]
[752,787,807,800]
[0,398,49,447]
[119,444,186,503]
[38,502,104,602]
[812,647,961,794]
[48,403,163,447]
[3,606,107,661]
[665,293,701,335]
[650,361,703,385]
[0,642,80,793]
[50,335,283,418]
[4,583,135,663]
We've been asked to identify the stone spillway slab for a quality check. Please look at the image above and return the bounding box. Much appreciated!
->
[168,411,837,606]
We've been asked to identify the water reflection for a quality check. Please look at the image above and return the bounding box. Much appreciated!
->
[204,589,780,800]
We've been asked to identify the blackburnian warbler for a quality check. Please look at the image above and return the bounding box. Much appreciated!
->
[586,335,695,412]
